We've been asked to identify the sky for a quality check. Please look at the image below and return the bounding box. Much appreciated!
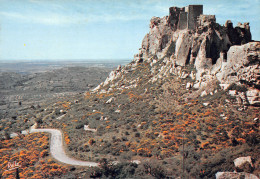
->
[0,0,259,61]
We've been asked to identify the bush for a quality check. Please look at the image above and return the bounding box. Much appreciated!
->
[136,161,167,178]
[245,132,259,146]
[75,124,84,129]
[3,131,10,140]
[88,138,95,145]
[89,160,138,179]
[35,118,43,124]
[11,116,17,120]
[135,132,141,138]
[122,136,128,141]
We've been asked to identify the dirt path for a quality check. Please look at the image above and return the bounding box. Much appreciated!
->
[30,128,98,167]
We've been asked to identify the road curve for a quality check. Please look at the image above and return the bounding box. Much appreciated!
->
[30,128,98,167]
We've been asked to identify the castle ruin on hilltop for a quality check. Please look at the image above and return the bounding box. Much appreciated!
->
[168,5,216,30]
[136,4,252,66]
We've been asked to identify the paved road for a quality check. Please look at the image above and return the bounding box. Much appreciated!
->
[30,128,98,167]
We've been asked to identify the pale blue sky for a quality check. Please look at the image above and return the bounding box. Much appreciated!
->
[0,0,259,61]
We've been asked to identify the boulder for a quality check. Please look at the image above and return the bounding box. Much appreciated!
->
[201,90,207,97]
[186,82,192,89]
[216,172,258,179]
[234,156,253,168]
[246,89,260,105]
[219,84,230,90]
[228,90,237,96]
[115,109,121,113]
[106,97,115,104]
[189,71,196,80]
[180,72,189,79]
[84,125,97,132]
[193,82,200,89]
[203,102,209,106]
[238,92,248,104]
[236,96,243,105]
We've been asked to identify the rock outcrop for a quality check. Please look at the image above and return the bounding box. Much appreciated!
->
[246,89,260,105]
[234,156,254,172]
[216,42,260,86]
[92,5,259,106]
[215,172,259,179]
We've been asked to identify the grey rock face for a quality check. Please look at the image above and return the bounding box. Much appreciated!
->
[246,89,260,105]
[96,5,258,106]
[175,30,193,66]
[216,42,260,85]
[234,156,253,168]
[136,5,258,105]
[216,172,259,179]
[141,16,173,56]
[138,5,251,67]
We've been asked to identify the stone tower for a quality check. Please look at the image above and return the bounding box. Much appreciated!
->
[186,5,203,30]
[169,5,203,30]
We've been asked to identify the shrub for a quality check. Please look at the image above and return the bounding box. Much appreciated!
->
[40,150,49,158]
[245,131,259,146]
[75,124,84,129]
[35,118,43,124]
[135,132,141,138]
[126,125,131,130]
[137,161,166,178]
[88,138,95,145]
[89,160,138,179]
[122,136,128,141]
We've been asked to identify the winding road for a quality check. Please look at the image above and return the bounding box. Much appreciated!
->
[29,128,99,167]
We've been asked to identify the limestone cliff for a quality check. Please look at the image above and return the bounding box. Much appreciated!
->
[93,5,259,106]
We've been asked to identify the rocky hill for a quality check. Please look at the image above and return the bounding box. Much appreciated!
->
[0,5,259,179]
[94,5,259,107]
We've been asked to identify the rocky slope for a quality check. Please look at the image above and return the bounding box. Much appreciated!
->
[85,5,259,178]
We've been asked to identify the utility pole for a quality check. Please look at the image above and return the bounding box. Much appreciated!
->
[16,168,20,179]
[182,130,185,179]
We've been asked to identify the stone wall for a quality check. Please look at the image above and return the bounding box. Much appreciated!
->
[187,5,203,30]
[178,12,188,30]
[169,7,184,30]
[198,15,216,26]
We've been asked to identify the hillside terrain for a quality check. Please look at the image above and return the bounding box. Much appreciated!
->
[0,66,113,135]
[1,5,259,179]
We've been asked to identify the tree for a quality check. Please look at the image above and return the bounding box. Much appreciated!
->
[4,131,10,140]
[35,118,43,124]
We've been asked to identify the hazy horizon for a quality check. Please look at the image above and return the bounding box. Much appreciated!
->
[0,58,131,62]
[1,0,259,62]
